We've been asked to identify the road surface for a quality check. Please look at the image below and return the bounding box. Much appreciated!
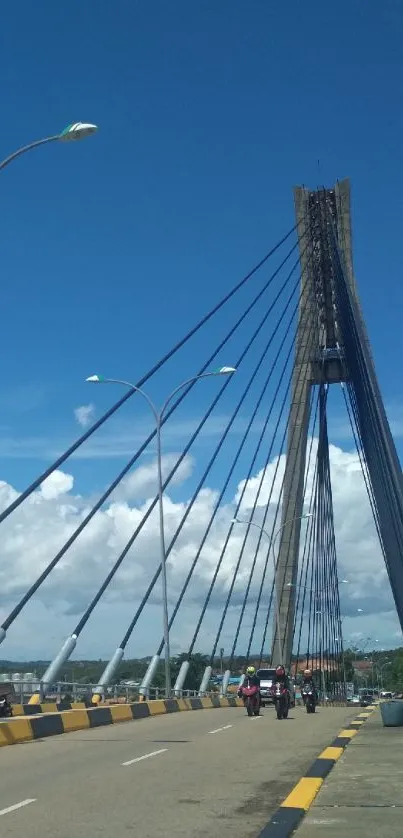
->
[0,704,355,837]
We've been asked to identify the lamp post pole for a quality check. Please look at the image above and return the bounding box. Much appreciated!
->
[87,367,236,697]
[232,514,313,665]
[0,122,98,172]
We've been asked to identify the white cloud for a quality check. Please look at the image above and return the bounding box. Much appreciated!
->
[40,471,74,501]
[0,443,399,660]
[74,404,95,428]
[110,454,194,503]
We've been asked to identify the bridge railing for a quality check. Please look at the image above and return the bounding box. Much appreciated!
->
[5,680,220,704]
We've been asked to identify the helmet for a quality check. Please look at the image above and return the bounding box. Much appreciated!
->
[304,669,312,678]
[246,666,255,675]
[275,665,285,677]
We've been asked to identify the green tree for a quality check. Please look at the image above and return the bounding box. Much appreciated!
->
[153,653,211,692]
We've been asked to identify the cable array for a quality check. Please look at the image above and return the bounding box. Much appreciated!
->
[3,179,401,705]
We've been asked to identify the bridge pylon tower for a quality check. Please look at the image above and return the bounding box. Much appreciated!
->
[272,179,374,669]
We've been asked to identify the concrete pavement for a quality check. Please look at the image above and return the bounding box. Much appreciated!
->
[0,703,355,837]
[294,708,402,837]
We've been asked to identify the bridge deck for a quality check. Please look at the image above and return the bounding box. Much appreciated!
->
[0,704,355,836]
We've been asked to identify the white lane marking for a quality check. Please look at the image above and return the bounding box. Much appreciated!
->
[0,800,36,817]
[208,724,233,734]
[121,748,168,766]
[250,715,263,720]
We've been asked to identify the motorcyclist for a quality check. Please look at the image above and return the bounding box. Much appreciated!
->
[302,668,318,703]
[272,665,290,700]
[243,665,260,688]
[302,668,314,687]
[238,666,261,706]
[0,694,12,717]
[274,665,289,688]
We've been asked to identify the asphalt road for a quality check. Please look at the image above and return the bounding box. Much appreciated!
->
[0,704,355,837]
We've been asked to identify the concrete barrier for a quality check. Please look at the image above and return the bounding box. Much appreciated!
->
[0,695,242,748]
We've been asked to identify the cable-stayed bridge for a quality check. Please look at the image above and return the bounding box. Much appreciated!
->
[0,179,401,708]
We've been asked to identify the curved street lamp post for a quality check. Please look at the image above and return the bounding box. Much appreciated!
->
[87,367,236,698]
[231,513,314,666]
[0,122,98,172]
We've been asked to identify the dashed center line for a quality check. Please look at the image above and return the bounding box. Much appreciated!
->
[0,800,37,817]
[208,724,233,734]
[121,748,168,766]
[250,715,263,720]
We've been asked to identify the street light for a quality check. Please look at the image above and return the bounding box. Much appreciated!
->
[0,122,98,172]
[231,513,314,666]
[314,609,363,700]
[87,366,236,698]
[376,660,391,692]
[318,609,363,652]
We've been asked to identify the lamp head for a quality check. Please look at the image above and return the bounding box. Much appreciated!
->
[59,122,98,141]
[214,366,237,375]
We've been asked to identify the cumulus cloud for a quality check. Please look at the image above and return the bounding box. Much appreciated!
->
[111,454,194,503]
[0,443,399,658]
[74,404,95,428]
[40,471,74,501]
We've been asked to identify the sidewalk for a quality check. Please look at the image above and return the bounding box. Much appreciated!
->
[295,708,403,837]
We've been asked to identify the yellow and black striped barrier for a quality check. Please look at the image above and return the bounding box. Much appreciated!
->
[257,705,377,837]
[0,695,242,748]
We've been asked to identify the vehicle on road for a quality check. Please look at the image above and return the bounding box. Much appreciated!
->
[240,684,260,717]
[270,681,289,720]
[256,668,295,708]
[0,695,13,717]
[301,684,316,714]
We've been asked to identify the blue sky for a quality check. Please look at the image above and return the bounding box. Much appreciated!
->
[0,1,402,658]
[1,0,403,485]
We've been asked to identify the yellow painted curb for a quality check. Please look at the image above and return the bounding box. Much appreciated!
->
[318,746,344,761]
[338,727,358,739]
[61,709,91,732]
[148,700,166,716]
[0,696,242,748]
[12,704,24,716]
[259,707,378,836]
[0,718,34,746]
[281,777,323,810]
[109,705,134,722]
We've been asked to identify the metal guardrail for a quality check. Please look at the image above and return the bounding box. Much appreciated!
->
[5,680,222,703]
[4,679,348,705]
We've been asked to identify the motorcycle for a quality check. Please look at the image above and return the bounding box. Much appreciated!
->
[301,685,316,714]
[240,684,260,717]
[0,695,13,718]
[271,683,289,720]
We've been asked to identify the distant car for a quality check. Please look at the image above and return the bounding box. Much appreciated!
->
[256,668,295,708]
[360,693,373,707]
[350,695,360,704]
